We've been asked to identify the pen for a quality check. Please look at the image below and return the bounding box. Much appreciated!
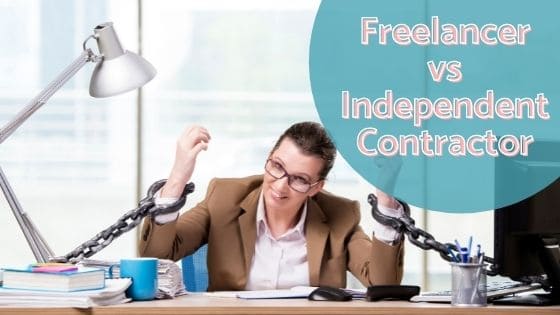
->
[454,239,462,254]
[454,239,468,263]
[447,245,458,262]
[467,236,473,260]
[471,253,484,303]
[461,248,469,263]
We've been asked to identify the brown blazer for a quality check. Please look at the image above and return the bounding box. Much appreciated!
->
[139,175,404,291]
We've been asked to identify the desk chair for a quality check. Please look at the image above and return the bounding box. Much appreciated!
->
[181,244,209,292]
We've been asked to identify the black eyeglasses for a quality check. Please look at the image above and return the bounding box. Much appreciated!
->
[264,159,321,193]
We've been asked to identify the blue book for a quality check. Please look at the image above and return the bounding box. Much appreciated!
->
[1,266,105,292]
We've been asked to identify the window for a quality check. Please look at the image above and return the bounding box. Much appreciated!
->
[0,0,138,265]
[0,0,493,291]
[140,0,426,288]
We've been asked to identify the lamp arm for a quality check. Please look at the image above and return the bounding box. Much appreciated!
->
[0,49,95,144]
[0,48,97,263]
[0,166,54,262]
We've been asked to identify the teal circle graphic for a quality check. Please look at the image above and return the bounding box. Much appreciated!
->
[310,0,560,212]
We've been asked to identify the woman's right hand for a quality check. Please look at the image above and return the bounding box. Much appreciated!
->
[161,125,211,197]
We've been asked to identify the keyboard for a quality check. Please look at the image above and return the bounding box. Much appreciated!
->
[410,280,542,303]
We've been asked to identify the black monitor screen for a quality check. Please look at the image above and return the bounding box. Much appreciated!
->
[493,140,560,305]
[494,177,560,279]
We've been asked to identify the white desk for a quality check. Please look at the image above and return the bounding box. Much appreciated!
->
[0,294,558,315]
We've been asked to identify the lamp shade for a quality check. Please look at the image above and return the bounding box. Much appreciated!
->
[89,22,156,98]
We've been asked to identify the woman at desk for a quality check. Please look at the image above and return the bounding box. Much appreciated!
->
[139,122,406,291]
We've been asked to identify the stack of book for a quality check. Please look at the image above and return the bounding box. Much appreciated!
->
[0,264,131,308]
[0,278,131,308]
[2,265,105,292]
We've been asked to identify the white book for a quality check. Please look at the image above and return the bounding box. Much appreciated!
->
[204,286,317,299]
[2,266,105,292]
[0,278,131,308]
[204,286,366,299]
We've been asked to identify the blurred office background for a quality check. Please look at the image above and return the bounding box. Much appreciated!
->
[0,0,492,291]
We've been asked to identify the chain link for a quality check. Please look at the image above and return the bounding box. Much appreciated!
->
[47,182,544,284]
[48,184,544,284]
[368,194,499,276]
[50,180,194,263]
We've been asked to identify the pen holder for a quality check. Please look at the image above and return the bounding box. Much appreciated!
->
[450,262,487,307]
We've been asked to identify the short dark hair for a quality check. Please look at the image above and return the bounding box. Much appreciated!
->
[270,122,336,179]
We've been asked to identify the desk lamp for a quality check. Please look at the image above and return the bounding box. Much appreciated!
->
[0,22,156,263]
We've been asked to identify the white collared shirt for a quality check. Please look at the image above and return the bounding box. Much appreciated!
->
[244,192,310,290]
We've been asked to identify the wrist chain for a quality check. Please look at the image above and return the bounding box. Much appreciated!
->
[368,193,500,276]
[370,193,549,286]
[51,180,195,263]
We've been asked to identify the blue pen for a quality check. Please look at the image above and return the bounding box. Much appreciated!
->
[476,244,481,259]
[447,245,458,262]
[454,239,468,263]
[467,236,473,261]
[454,239,462,253]
[460,247,469,263]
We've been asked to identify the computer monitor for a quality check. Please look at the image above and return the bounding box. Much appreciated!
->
[493,141,560,306]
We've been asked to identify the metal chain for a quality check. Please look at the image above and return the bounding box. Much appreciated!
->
[368,194,499,276]
[50,180,195,263]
